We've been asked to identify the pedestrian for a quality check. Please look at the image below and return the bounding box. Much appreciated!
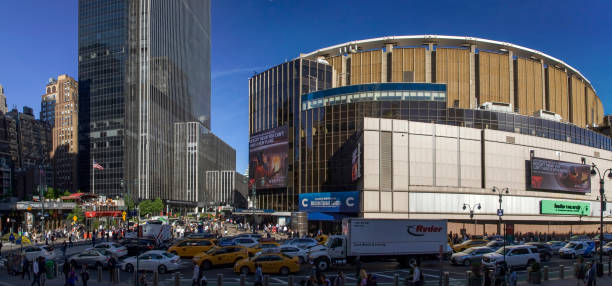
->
[192,260,200,286]
[108,255,117,282]
[69,235,73,247]
[332,271,345,286]
[31,256,40,286]
[63,260,71,286]
[358,269,367,286]
[62,242,67,259]
[80,265,89,286]
[39,257,47,286]
[354,256,362,278]
[508,268,517,286]
[0,239,3,257]
[67,266,78,286]
[254,264,263,286]
[575,256,586,286]
[22,255,31,280]
[410,261,423,286]
[366,274,377,286]
[585,261,597,286]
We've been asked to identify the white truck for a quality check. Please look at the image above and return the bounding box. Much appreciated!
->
[142,222,172,243]
[307,218,448,271]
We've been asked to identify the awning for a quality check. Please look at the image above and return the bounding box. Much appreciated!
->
[307,212,350,221]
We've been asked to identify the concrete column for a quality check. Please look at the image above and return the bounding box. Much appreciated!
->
[469,45,477,109]
[508,50,515,110]
[382,45,389,83]
[341,54,348,86]
[426,43,434,83]
[541,59,546,110]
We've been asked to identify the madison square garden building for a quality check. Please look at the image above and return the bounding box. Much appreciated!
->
[249,35,612,234]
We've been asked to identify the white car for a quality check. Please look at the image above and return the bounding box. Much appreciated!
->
[120,251,181,274]
[233,238,259,248]
[482,245,540,269]
[279,246,308,264]
[283,238,318,249]
[22,245,56,261]
[559,241,596,259]
[92,242,128,257]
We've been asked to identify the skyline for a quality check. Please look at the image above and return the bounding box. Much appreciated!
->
[1,0,612,174]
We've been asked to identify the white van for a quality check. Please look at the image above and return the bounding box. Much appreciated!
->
[559,241,595,259]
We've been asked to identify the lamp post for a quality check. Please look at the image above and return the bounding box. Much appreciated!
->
[492,186,509,266]
[590,163,612,276]
[462,203,482,236]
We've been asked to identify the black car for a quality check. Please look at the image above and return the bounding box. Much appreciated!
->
[525,242,553,262]
[121,238,156,256]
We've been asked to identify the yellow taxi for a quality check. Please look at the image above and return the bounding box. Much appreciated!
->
[452,239,488,253]
[193,246,249,270]
[234,253,299,275]
[167,239,215,258]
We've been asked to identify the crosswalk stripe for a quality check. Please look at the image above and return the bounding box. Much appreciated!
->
[373,273,394,279]
[272,278,286,283]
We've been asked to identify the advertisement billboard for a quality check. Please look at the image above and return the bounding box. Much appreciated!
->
[249,126,288,189]
[299,191,360,213]
[540,200,590,215]
[530,157,591,193]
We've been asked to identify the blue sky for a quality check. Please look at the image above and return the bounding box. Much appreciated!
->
[1,0,611,174]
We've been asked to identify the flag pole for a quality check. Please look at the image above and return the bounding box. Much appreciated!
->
[92,157,95,195]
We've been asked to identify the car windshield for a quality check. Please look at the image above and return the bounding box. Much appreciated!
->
[495,248,511,255]
[565,243,577,249]
[205,247,218,255]
[605,242,612,247]
[161,253,174,258]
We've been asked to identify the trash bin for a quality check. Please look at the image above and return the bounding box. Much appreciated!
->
[45,260,56,279]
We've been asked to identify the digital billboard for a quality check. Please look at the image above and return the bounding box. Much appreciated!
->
[540,200,590,215]
[530,157,591,193]
[351,143,361,182]
[249,126,288,189]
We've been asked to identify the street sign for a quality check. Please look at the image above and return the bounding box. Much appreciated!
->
[497,209,504,216]
[73,215,77,222]
[122,211,127,221]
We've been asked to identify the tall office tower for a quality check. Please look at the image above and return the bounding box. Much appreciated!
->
[0,84,8,114]
[78,0,211,204]
[41,75,79,191]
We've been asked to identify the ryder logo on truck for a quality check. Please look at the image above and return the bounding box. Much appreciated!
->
[406,224,443,236]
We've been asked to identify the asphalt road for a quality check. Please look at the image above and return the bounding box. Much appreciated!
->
[1,241,611,286]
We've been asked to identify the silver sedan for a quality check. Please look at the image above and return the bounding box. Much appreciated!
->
[450,246,494,266]
[68,249,114,268]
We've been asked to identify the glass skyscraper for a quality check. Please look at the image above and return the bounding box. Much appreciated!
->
[78,0,211,202]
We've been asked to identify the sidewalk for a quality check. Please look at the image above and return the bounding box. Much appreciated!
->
[519,275,612,285]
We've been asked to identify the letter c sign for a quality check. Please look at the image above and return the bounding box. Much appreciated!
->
[346,197,355,207]
[301,198,309,208]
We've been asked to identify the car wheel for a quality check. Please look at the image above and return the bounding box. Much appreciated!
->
[158,264,167,274]
[125,264,134,273]
[279,266,290,275]
[315,258,329,272]
[201,260,212,270]
[240,266,250,275]
[463,259,471,266]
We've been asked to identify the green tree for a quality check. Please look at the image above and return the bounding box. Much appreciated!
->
[151,198,163,215]
[44,187,56,199]
[62,191,72,197]
[67,205,85,223]
[124,196,135,210]
[138,200,152,216]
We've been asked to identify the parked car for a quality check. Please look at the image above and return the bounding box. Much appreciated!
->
[186,233,216,240]
[120,250,181,274]
[233,238,259,248]
[485,240,506,251]
[482,245,540,269]
[167,239,215,258]
[600,241,612,255]
[68,249,114,268]
[216,236,237,247]
[22,245,56,261]
[559,241,596,259]
[234,253,299,275]
[525,242,553,262]
[192,246,249,270]
[450,246,494,266]
[236,233,263,240]
[452,239,488,253]
[278,246,309,264]
[93,242,128,257]
[546,241,566,254]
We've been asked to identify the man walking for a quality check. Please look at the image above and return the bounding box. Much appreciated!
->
[31,256,40,286]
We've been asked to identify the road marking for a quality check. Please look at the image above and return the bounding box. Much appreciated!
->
[373,273,394,279]
[271,278,286,283]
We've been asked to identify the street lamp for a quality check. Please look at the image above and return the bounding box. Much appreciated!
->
[492,186,509,266]
[462,203,482,237]
[590,163,612,275]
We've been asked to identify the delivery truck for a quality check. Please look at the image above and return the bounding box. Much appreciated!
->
[307,218,448,271]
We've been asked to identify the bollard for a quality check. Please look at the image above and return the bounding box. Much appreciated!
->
[240,274,246,286]
[288,275,294,286]
[134,270,139,286]
[116,268,120,284]
[153,271,159,286]
[393,273,399,286]
[264,275,270,286]
[466,270,472,286]
[174,272,180,286]
[543,266,549,280]
[560,265,565,280]
[443,272,450,286]
[609,255,611,276]
[97,266,102,282]
[217,273,224,286]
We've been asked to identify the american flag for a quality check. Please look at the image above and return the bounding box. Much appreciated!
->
[92,161,104,170]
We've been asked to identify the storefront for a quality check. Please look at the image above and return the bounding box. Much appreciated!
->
[298,191,360,234]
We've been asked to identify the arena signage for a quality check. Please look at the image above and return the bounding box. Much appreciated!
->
[530,157,591,193]
[249,126,289,189]
[540,200,590,215]
[299,191,360,213]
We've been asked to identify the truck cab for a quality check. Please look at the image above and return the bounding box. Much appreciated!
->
[306,235,348,271]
